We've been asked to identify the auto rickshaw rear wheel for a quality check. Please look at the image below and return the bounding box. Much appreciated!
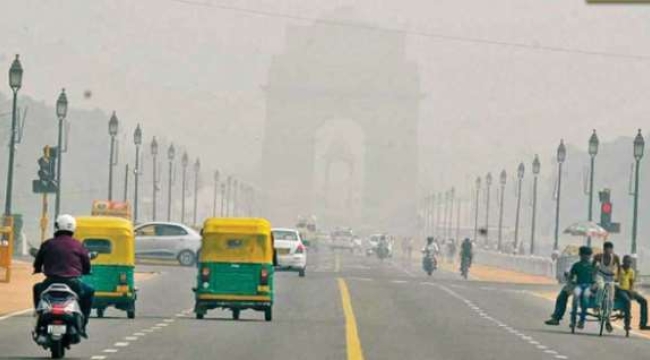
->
[264,308,272,322]
[96,308,105,318]
[196,313,204,319]
[232,309,240,320]
[127,310,135,319]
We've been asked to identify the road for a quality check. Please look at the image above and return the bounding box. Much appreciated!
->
[2,249,650,359]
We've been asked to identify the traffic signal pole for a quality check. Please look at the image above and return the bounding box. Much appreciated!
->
[40,193,48,242]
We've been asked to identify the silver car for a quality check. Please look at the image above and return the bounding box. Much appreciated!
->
[134,222,201,266]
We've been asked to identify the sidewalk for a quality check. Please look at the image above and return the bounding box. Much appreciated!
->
[0,261,157,317]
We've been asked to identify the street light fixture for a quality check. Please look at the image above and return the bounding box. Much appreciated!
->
[150,137,159,220]
[167,144,175,221]
[133,124,143,223]
[497,170,507,251]
[554,140,566,253]
[513,162,525,254]
[631,129,645,256]
[193,158,200,226]
[485,172,492,246]
[107,112,119,200]
[4,55,23,217]
[54,88,67,217]
[530,155,540,255]
[587,129,598,247]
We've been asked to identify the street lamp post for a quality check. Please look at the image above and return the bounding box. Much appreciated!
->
[181,152,188,223]
[133,124,142,223]
[150,137,159,221]
[474,177,481,242]
[448,188,455,240]
[430,193,436,237]
[530,155,540,255]
[167,144,175,221]
[193,158,200,226]
[587,130,599,247]
[513,163,525,253]
[4,55,23,217]
[226,176,232,216]
[54,88,67,217]
[108,112,119,200]
[220,183,226,216]
[631,130,644,256]
[485,173,492,246]
[553,140,566,253]
[442,190,449,240]
[436,192,443,238]
[497,170,506,252]
[233,179,239,216]
[213,170,220,217]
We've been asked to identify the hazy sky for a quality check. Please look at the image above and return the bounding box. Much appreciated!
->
[1,0,649,195]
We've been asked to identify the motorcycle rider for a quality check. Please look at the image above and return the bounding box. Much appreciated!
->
[460,238,473,271]
[422,237,439,269]
[33,214,94,338]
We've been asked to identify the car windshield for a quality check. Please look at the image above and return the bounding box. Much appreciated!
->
[272,231,299,241]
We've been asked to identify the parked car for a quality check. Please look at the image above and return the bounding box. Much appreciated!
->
[272,228,307,277]
[134,222,201,266]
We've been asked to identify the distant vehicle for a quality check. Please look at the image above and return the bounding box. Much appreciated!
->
[134,222,201,266]
[272,228,307,277]
[296,215,318,250]
[91,200,132,220]
[330,229,355,251]
[366,233,384,256]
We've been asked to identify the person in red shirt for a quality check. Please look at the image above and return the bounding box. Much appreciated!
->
[33,214,94,337]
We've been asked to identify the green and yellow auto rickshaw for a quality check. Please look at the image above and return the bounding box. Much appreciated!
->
[194,218,275,321]
[75,216,137,318]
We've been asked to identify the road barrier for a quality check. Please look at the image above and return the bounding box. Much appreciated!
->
[474,250,556,279]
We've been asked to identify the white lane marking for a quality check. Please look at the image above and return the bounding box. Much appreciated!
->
[164,318,175,323]
[91,356,107,360]
[390,280,408,284]
[114,342,129,347]
[433,284,569,360]
[143,329,154,333]
[0,308,32,321]
[103,349,118,353]
[155,323,168,327]
[134,332,146,336]
[348,277,373,282]
[125,336,138,341]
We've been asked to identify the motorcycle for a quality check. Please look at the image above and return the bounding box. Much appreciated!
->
[422,251,437,276]
[376,243,390,260]
[33,283,85,359]
[460,256,471,279]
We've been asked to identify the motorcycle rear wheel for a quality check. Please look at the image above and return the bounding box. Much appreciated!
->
[50,340,65,359]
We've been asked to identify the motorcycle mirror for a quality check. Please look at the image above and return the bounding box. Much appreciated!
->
[29,247,39,258]
[89,251,99,260]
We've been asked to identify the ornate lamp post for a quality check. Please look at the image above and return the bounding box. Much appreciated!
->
[631,130,645,256]
[181,152,189,223]
[473,177,481,241]
[4,55,23,217]
[193,158,200,225]
[167,144,175,221]
[54,88,67,216]
[513,163,525,253]
[530,155,540,255]
[150,137,159,220]
[497,170,506,251]
[133,125,142,223]
[553,140,566,253]
[213,170,220,217]
[108,112,119,200]
[587,130,599,247]
[485,172,492,246]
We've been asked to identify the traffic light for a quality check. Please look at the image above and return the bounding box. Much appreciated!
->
[32,146,58,193]
[598,189,620,233]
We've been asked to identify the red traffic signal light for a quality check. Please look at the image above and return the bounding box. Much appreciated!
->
[601,202,612,214]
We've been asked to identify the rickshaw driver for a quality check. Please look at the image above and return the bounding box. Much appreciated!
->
[592,241,620,333]
[33,214,95,337]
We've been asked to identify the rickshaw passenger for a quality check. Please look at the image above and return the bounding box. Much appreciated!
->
[569,246,594,329]
[592,241,620,333]
[616,255,650,331]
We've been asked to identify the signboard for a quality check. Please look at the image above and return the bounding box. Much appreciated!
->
[91,200,132,220]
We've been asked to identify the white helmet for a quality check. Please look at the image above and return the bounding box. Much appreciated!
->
[55,214,76,233]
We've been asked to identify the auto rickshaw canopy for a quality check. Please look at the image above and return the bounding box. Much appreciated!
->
[74,216,135,266]
[200,218,273,264]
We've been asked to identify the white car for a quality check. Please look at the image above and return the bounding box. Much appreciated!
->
[272,228,307,277]
[134,222,202,266]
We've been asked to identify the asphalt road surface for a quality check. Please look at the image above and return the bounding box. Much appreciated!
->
[2,249,650,359]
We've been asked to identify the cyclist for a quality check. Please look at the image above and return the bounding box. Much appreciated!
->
[592,241,620,333]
